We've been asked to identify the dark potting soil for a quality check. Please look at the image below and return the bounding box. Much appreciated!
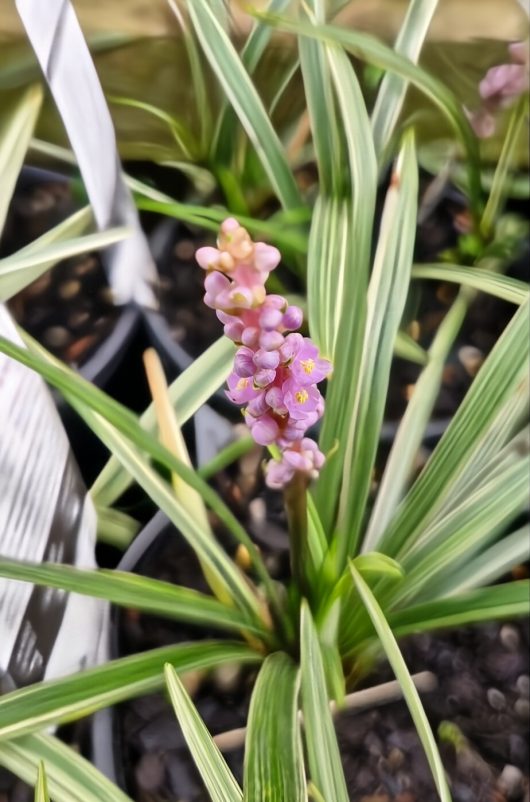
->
[110,522,529,802]
[2,174,121,368]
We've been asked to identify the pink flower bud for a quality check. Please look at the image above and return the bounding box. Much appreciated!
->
[254,242,281,272]
[234,347,256,378]
[259,330,284,351]
[248,414,279,445]
[254,368,276,388]
[259,306,283,330]
[241,326,260,347]
[282,305,304,331]
[253,348,280,371]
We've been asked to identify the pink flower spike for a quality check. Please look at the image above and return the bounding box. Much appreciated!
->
[234,347,256,378]
[291,338,332,385]
[254,242,281,272]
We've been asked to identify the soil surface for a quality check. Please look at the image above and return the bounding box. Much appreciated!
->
[2,173,121,368]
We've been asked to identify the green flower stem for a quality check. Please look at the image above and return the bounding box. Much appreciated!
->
[481,96,528,240]
[284,472,311,599]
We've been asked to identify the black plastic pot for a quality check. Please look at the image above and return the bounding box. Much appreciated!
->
[91,511,191,789]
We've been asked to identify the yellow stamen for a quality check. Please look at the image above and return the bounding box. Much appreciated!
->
[300,358,315,375]
[295,389,309,404]
[236,378,249,390]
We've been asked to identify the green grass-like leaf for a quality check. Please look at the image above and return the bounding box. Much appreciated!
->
[0,224,129,302]
[0,734,133,802]
[244,654,306,802]
[300,602,349,802]
[371,0,439,163]
[164,664,243,802]
[411,263,529,305]
[0,642,259,741]
[379,299,530,557]
[34,762,50,802]
[0,83,43,233]
[187,0,301,212]
[335,131,418,563]
[0,558,264,636]
[349,565,452,802]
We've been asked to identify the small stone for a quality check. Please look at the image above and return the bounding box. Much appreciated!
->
[73,256,97,276]
[68,310,90,329]
[99,286,115,305]
[500,625,521,653]
[58,279,81,299]
[514,698,530,722]
[175,239,196,261]
[395,793,415,802]
[497,764,524,800]
[360,795,389,802]
[213,663,241,694]
[134,752,165,793]
[488,688,507,711]
[509,733,527,765]
[458,345,484,376]
[43,325,71,348]
[365,731,384,756]
[249,497,266,525]
[516,675,530,699]
[387,747,405,771]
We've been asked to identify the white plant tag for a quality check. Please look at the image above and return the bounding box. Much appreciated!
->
[0,305,107,692]
[15,0,157,307]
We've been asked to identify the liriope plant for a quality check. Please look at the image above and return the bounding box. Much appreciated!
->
[0,1,528,801]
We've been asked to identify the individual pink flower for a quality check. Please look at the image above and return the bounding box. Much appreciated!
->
[226,372,261,404]
[290,338,332,385]
[282,379,323,421]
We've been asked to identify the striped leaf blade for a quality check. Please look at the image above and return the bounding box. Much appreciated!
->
[411,263,529,305]
[0,641,259,741]
[34,761,50,802]
[244,653,305,802]
[0,558,265,636]
[165,664,243,802]
[0,83,43,234]
[388,581,530,638]
[335,131,418,563]
[349,565,452,802]
[187,0,301,212]
[305,29,377,536]
[0,225,129,301]
[0,733,132,802]
[371,0,439,163]
[300,602,349,802]
[378,299,530,557]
